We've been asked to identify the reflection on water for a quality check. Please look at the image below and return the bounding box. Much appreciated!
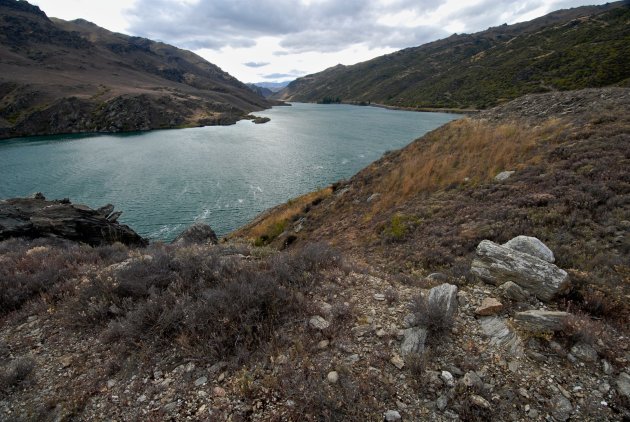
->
[0,103,458,241]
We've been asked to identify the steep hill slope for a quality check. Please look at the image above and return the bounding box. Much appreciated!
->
[0,0,272,139]
[236,87,630,309]
[276,2,630,109]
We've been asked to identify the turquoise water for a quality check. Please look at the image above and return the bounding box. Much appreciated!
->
[0,103,458,241]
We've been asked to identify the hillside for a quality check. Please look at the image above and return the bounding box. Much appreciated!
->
[275,2,630,109]
[0,0,273,139]
[1,87,629,420]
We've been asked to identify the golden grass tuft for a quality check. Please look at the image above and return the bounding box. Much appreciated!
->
[232,187,333,243]
[372,117,569,209]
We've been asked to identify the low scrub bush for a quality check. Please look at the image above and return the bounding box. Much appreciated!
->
[66,242,343,363]
[0,238,129,316]
[0,357,35,392]
[410,293,455,337]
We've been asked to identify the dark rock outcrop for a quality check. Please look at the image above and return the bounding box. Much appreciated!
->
[172,222,218,245]
[0,195,146,246]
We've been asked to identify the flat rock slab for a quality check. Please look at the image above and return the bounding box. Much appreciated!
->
[514,310,569,333]
[471,240,569,302]
[0,196,146,246]
[479,316,523,356]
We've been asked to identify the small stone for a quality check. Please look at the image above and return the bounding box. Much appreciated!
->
[374,293,386,301]
[60,355,72,368]
[163,402,177,412]
[616,372,630,398]
[508,360,519,372]
[327,371,339,384]
[599,383,611,394]
[441,371,455,388]
[528,409,539,418]
[384,410,401,421]
[602,360,613,375]
[551,394,572,421]
[194,376,207,387]
[475,297,503,316]
[470,394,491,409]
[213,386,226,397]
[462,371,483,390]
[107,379,116,389]
[390,354,405,369]
[518,387,530,399]
[217,372,226,382]
[345,354,360,364]
[137,394,147,403]
[367,193,381,203]
[495,170,515,181]
[436,394,449,411]
[498,281,529,302]
[318,340,330,349]
[351,324,373,337]
[376,329,387,337]
[570,342,598,362]
[196,405,207,416]
[309,315,330,330]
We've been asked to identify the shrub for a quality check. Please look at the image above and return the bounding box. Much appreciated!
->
[0,357,35,392]
[410,293,455,337]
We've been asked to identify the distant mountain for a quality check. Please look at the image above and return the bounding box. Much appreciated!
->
[275,2,630,109]
[246,83,274,98]
[251,81,292,92]
[0,0,273,139]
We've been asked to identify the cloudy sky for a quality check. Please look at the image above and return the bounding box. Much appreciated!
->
[31,0,610,83]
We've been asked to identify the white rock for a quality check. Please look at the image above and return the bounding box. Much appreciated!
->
[309,315,330,330]
[327,371,339,383]
[495,170,515,181]
[441,370,455,388]
[401,327,427,356]
[384,410,401,421]
[617,372,630,398]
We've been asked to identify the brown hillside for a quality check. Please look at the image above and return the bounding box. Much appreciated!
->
[0,0,273,139]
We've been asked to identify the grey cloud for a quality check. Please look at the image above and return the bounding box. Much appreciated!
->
[127,0,447,52]
[243,62,270,68]
[126,0,606,54]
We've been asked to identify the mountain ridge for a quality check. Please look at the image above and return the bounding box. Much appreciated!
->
[0,0,274,139]
[275,2,630,109]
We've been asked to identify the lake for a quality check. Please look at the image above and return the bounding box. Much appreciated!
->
[0,103,458,241]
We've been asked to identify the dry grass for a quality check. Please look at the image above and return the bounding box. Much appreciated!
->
[372,117,569,209]
[232,187,332,243]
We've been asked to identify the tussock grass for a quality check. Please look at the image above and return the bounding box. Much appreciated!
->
[372,117,569,209]
[234,187,332,244]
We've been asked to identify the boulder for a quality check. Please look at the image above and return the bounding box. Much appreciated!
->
[0,197,146,246]
[503,235,555,263]
[401,327,427,356]
[570,342,598,362]
[471,240,569,302]
[172,222,218,245]
[514,310,569,333]
[428,283,458,319]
